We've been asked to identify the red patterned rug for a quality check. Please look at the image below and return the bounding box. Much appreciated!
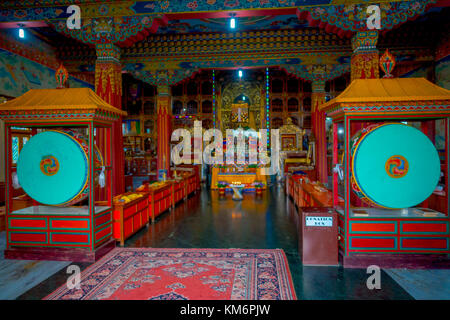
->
[44,248,296,300]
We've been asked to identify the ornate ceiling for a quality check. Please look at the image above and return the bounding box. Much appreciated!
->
[0,0,447,85]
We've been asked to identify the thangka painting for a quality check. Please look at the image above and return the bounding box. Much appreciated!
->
[231,103,249,123]
[123,119,141,135]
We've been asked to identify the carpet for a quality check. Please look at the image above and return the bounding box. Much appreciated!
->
[44,247,297,300]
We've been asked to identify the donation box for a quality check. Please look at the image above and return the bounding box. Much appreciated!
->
[300,207,338,266]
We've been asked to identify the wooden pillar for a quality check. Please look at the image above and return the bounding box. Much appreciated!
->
[156,73,172,180]
[351,31,380,81]
[311,80,327,184]
[95,43,124,195]
[0,120,4,185]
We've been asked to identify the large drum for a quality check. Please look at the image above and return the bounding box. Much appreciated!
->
[350,123,440,209]
[17,129,103,206]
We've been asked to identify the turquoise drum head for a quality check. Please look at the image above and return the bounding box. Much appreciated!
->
[352,123,440,209]
[17,131,89,206]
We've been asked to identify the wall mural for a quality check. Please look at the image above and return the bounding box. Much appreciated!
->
[436,56,450,91]
[0,48,93,98]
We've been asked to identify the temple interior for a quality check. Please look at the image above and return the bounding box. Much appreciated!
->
[0,0,449,302]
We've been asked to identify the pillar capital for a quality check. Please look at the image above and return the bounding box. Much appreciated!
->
[95,42,121,63]
[311,79,326,93]
[351,31,379,53]
[154,70,171,97]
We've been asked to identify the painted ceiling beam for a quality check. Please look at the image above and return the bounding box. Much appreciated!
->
[0,0,442,30]
[0,0,416,11]
[0,0,444,54]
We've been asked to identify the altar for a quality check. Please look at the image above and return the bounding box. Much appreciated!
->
[211,164,267,191]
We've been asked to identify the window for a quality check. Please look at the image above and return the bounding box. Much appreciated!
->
[172,100,183,115]
[202,100,212,113]
[143,83,155,97]
[11,131,31,164]
[287,98,299,112]
[143,101,154,115]
[187,100,198,114]
[272,118,283,129]
[271,79,283,93]
[144,120,154,134]
[303,97,311,111]
[303,81,312,92]
[201,82,213,95]
[12,136,19,164]
[187,81,197,96]
[287,79,299,93]
[172,84,183,96]
[271,98,283,113]
[128,100,142,116]
[303,116,311,128]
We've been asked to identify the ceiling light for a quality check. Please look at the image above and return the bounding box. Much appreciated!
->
[230,18,236,29]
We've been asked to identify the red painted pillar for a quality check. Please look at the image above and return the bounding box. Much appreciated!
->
[348,31,380,204]
[351,31,380,81]
[312,80,327,184]
[156,80,172,180]
[95,43,124,195]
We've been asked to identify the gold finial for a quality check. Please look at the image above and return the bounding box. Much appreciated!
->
[380,49,396,78]
[55,63,69,89]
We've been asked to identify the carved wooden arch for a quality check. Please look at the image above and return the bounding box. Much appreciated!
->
[220,80,263,131]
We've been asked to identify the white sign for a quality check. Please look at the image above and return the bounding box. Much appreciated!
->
[366,5,381,30]
[305,216,333,227]
[66,5,81,30]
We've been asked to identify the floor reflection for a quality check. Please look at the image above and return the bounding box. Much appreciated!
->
[17,184,415,300]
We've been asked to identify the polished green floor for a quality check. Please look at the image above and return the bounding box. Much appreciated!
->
[18,185,415,300]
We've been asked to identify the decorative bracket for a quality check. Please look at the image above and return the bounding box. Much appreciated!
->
[299,0,437,35]
[50,14,166,47]
[283,64,351,84]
